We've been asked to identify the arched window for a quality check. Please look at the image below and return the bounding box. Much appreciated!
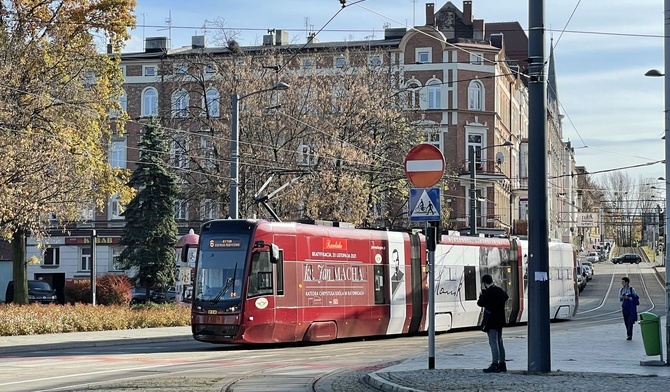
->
[468,81,484,111]
[142,87,158,117]
[172,89,189,118]
[204,88,220,117]
[406,82,420,109]
[427,81,441,109]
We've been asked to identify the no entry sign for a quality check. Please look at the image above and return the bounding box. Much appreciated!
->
[404,144,445,188]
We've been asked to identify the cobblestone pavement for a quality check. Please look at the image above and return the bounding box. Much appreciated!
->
[366,369,670,392]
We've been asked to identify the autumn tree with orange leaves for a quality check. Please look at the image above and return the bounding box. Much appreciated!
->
[0,0,136,304]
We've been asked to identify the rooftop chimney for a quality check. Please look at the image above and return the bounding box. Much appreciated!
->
[463,1,473,25]
[191,35,206,49]
[426,3,435,26]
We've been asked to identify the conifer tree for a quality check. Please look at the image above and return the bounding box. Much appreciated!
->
[119,117,178,297]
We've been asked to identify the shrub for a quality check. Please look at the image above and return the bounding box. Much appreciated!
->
[64,274,133,305]
[97,275,133,305]
[64,280,90,304]
[0,303,190,335]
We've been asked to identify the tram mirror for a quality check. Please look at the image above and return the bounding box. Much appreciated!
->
[270,244,280,263]
[254,240,266,249]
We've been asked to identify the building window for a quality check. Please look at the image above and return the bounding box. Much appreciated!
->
[142,87,158,117]
[415,47,432,64]
[172,89,189,118]
[80,203,95,221]
[428,81,441,109]
[368,55,382,67]
[144,65,156,76]
[110,194,124,220]
[468,81,483,111]
[204,64,215,73]
[204,88,220,117]
[111,89,127,118]
[200,135,215,169]
[469,52,484,65]
[405,82,421,109]
[424,127,441,149]
[174,199,188,221]
[172,139,188,169]
[111,247,123,271]
[110,137,126,169]
[334,56,346,68]
[200,199,220,220]
[80,247,91,271]
[297,144,314,166]
[468,133,484,165]
[173,90,189,118]
[44,247,60,267]
[174,64,187,75]
[302,58,314,70]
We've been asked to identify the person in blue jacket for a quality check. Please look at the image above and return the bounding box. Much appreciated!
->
[477,274,509,373]
[619,276,638,340]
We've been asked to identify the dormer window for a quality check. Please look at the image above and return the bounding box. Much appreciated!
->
[416,47,432,64]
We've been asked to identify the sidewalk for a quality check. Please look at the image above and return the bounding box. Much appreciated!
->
[364,318,670,392]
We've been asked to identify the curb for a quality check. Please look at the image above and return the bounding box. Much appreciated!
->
[363,372,425,392]
[0,334,194,355]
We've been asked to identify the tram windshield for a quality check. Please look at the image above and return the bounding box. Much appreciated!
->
[195,235,248,303]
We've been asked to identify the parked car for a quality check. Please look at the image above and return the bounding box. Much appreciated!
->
[582,264,593,281]
[130,287,152,305]
[5,280,58,304]
[586,252,599,263]
[612,254,641,264]
[581,261,594,276]
[150,287,177,303]
[576,270,586,292]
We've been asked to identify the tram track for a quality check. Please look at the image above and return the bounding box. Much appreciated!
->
[574,247,664,326]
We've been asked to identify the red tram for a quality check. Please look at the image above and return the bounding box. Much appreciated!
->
[190,219,577,344]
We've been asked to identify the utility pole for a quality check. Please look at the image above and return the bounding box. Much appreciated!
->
[469,145,477,236]
[527,0,551,372]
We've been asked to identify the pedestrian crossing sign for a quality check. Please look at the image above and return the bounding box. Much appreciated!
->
[409,188,441,221]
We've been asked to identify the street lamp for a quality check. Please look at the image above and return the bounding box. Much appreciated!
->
[645,4,670,360]
[469,141,513,236]
[230,82,290,219]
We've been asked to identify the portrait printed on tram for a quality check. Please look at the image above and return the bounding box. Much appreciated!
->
[391,248,404,296]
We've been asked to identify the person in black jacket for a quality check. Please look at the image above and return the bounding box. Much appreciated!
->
[477,274,509,373]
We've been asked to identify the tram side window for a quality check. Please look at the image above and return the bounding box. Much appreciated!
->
[374,265,387,304]
[464,266,476,301]
[276,250,284,295]
[249,251,273,297]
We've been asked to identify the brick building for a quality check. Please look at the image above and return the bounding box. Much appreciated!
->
[19,1,580,298]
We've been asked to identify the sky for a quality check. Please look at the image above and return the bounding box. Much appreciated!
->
[123,0,667,188]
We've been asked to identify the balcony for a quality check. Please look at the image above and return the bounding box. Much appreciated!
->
[457,159,507,179]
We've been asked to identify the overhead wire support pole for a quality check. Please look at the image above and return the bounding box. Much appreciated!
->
[229,82,290,219]
[527,0,551,372]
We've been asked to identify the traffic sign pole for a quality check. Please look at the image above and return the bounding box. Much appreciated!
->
[404,144,445,371]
